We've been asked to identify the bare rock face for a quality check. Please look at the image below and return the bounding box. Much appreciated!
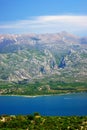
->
[0,32,87,82]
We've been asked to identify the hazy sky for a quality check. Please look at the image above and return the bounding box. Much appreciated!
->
[0,0,87,36]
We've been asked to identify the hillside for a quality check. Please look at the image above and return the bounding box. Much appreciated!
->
[0,114,87,130]
[0,32,87,95]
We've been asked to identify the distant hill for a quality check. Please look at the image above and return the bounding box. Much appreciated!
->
[0,32,87,83]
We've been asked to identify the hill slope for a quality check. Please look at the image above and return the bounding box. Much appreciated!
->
[0,32,87,95]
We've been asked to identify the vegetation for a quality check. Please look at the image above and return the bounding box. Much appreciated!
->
[0,113,87,130]
[0,78,87,96]
[0,79,87,95]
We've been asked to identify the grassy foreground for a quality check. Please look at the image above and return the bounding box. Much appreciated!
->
[0,113,87,130]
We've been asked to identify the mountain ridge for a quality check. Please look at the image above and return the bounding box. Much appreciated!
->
[0,32,87,83]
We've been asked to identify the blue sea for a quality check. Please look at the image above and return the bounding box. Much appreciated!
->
[0,93,87,116]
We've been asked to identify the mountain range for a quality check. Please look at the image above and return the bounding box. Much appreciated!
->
[0,31,87,84]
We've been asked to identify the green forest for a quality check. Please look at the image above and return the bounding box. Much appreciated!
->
[0,113,87,130]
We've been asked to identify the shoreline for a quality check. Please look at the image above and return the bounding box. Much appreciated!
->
[0,92,86,98]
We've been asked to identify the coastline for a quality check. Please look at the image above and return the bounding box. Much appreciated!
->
[0,93,71,98]
[0,92,86,98]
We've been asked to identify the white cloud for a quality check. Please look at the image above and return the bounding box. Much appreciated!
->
[0,15,87,35]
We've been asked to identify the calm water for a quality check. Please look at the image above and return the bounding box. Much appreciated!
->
[0,93,87,116]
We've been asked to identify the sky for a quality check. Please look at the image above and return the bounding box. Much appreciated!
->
[0,0,87,36]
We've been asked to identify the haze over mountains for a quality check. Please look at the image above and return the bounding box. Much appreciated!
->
[0,31,87,83]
